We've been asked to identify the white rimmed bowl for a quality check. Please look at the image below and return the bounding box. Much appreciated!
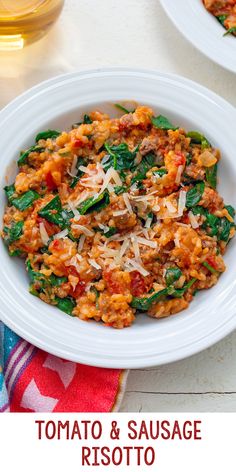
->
[160,0,236,74]
[0,68,236,368]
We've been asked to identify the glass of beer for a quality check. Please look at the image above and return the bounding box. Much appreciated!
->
[0,0,65,50]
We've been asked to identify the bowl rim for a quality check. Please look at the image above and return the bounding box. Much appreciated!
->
[159,0,236,74]
[0,66,236,368]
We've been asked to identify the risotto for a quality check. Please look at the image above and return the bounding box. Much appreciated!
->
[203,0,236,35]
[2,105,235,328]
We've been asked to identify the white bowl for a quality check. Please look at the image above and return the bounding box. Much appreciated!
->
[160,0,236,74]
[0,68,236,368]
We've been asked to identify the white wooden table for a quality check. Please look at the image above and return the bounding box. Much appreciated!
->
[1,0,235,412]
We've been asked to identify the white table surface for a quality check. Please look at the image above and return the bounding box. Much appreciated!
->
[1,0,236,412]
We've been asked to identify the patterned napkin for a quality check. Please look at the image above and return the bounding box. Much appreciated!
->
[0,322,127,412]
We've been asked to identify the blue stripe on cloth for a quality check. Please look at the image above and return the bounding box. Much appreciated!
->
[1,323,21,367]
[0,322,21,411]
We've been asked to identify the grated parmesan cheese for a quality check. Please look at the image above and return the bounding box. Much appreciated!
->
[53,228,69,240]
[145,217,152,229]
[125,258,150,277]
[39,222,50,245]
[89,259,102,270]
[177,190,186,217]
[175,165,184,185]
[72,225,94,237]
[188,211,199,229]
[165,199,177,214]
[98,167,122,195]
[136,236,157,248]
[78,234,86,252]
[113,209,128,217]
[67,200,81,220]
[123,193,133,214]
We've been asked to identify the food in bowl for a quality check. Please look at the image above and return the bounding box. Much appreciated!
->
[203,0,236,35]
[2,105,235,328]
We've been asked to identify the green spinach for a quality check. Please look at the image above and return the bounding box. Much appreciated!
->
[11,190,40,211]
[151,115,177,131]
[35,129,61,142]
[115,103,135,114]
[78,190,110,215]
[224,26,236,36]
[206,164,217,189]
[3,221,24,245]
[55,296,76,316]
[187,131,210,149]
[165,267,182,286]
[103,143,138,171]
[131,154,155,184]
[186,182,205,208]
[202,261,217,274]
[18,145,44,166]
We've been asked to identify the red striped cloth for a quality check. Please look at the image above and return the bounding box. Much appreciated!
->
[0,325,126,412]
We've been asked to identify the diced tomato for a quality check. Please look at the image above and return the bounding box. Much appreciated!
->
[174,152,186,166]
[37,216,58,236]
[67,266,79,277]
[118,123,127,132]
[182,214,190,224]
[45,172,57,190]
[72,139,84,149]
[69,280,86,298]
[206,256,218,270]
[130,271,150,297]
[103,270,124,294]
[50,239,62,251]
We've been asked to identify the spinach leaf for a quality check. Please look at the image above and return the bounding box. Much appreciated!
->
[186,182,205,208]
[26,260,45,284]
[206,164,217,189]
[114,185,128,195]
[35,129,61,142]
[224,27,236,36]
[70,177,80,189]
[217,217,232,242]
[225,205,235,219]
[27,260,67,289]
[131,154,155,184]
[83,114,93,124]
[12,190,40,211]
[115,103,135,114]
[49,274,68,286]
[91,286,100,309]
[166,278,197,298]
[104,227,117,238]
[4,184,16,204]
[9,249,23,257]
[38,196,66,227]
[187,131,210,149]
[186,153,192,166]
[197,208,235,243]
[55,297,76,316]
[104,143,138,171]
[165,267,182,286]
[3,221,24,245]
[131,288,168,311]
[70,157,87,188]
[151,115,177,131]
[18,145,44,166]
[78,190,110,215]
[202,261,217,274]
[131,278,196,311]
[217,15,227,25]
[153,168,167,178]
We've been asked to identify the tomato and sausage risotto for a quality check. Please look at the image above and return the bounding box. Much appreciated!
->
[203,0,236,35]
[2,105,235,328]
